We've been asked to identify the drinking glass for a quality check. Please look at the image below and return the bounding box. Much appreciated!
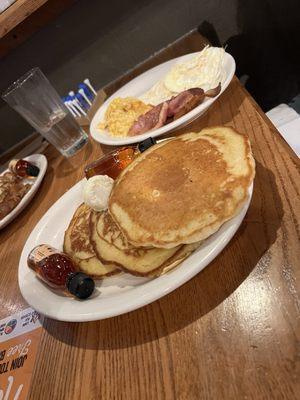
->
[2,68,88,157]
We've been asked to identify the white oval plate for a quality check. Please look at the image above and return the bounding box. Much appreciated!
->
[90,51,236,146]
[19,179,252,322]
[0,154,47,230]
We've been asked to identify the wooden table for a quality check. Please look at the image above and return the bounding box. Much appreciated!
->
[0,0,77,59]
[0,32,299,399]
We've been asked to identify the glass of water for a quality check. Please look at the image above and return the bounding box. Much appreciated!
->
[2,68,88,157]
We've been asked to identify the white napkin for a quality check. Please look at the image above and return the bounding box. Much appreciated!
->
[266,104,300,157]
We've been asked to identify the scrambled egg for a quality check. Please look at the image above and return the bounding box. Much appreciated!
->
[99,97,152,137]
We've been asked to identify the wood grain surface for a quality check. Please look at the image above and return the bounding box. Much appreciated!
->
[0,0,77,59]
[0,31,299,399]
[0,0,49,38]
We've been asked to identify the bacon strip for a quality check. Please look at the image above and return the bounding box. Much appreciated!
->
[128,102,168,136]
[128,84,221,136]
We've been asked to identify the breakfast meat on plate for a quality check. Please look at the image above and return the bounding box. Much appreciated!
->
[128,84,221,136]
[129,102,169,136]
[0,172,31,220]
[99,46,225,137]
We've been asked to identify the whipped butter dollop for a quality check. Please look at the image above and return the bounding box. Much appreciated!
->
[83,175,114,211]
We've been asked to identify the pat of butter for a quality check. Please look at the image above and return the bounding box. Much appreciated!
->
[83,175,114,211]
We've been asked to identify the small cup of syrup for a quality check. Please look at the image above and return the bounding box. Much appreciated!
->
[28,244,95,299]
[84,137,156,179]
[9,159,40,178]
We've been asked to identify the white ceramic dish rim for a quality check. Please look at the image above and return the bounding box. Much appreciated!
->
[90,51,236,146]
[18,178,253,322]
[0,154,47,229]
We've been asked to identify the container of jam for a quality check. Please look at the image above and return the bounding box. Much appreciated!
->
[9,158,40,178]
[85,137,156,179]
[28,244,95,299]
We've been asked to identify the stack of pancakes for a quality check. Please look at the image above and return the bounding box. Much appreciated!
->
[64,126,255,278]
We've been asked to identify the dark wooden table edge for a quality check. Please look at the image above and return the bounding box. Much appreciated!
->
[238,83,300,166]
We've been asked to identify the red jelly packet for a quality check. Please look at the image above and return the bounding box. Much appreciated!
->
[0,307,44,400]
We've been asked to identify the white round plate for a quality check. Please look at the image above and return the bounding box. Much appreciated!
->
[0,154,47,230]
[19,179,252,322]
[90,51,236,146]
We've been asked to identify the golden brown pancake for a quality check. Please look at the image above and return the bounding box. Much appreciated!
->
[89,210,197,276]
[148,241,201,277]
[109,126,255,248]
[63,204,119,278]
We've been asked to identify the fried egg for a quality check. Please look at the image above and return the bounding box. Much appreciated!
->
[164,46,225,93]
[139,80,175,106]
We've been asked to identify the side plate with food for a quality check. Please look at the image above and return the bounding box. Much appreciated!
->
[0,154,47,229]
[90,49,235,146]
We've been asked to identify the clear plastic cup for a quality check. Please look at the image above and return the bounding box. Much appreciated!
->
[2,68,88,157]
